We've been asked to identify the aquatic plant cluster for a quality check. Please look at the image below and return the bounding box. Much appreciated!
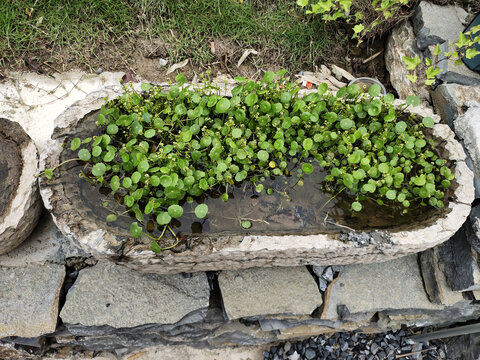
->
[60,71,453,246]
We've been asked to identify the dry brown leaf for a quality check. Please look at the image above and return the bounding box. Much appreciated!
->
[166,59,189,75]
[237,49,258,67]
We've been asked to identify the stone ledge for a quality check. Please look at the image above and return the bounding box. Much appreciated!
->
[0,263,65,338]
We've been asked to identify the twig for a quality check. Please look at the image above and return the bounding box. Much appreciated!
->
[363,50,383,64]
[395,347,436,359]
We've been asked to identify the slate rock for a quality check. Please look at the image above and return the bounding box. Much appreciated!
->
[419,247,465,305]
[385,21,430,101]
[413,2,468,51]
[218,266,322,320]
[60,261,210,328]
[0,263,65,337]
[321,255,441,320]
[438,220,480,291]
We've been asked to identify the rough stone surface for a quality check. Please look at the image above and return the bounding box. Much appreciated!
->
[413,2,467,51]
[60,261,210,328]
[419,247,466,305]
[454,107,480,185]
[321,255,443,320]
[0,210,87,267]
[385,21,430,101]
[218,267,322,320]
[0,263,65,337]
[0,118,43,255]
[432,83,480,128]
[438,221,480,291]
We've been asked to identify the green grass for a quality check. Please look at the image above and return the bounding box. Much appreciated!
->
[0,0,343,71]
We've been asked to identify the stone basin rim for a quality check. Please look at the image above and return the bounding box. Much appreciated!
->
[39,85,474,274]
[0,118,43,255]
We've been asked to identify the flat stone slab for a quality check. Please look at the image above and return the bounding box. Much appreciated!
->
[60,261,210,328]
[218,266,322,320]
[38,88,474,274]
[0,263,65,337]
[321,255,443,320]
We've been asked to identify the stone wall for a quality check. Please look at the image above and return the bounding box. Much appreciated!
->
[2,211,480,355]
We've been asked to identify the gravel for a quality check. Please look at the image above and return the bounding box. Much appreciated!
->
[263,329,446,360]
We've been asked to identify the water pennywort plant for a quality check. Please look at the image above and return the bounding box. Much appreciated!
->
[41,71,454,251]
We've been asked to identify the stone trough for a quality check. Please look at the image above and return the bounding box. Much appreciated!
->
[39,86,474,274]
[0,118,42,255]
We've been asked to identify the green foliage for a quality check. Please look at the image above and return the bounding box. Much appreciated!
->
[297,0,411,42]
[62,72,453,245]
[402,24,480,85]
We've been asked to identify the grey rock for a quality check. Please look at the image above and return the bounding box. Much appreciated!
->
[413,2,466,51]
[322,267,334,282]
[0,210,88,267]
[0,263,65,337]
[420,248,465,305]
[432,83,480,128]
[60,261,210,328]
[321,255,442,320]
[465,154,480,199]
[454,107,480,186]
[437,221,480,291]
[311,265,325,278]
[385,21,430,101]
[318,278,328,292]
[218,266,322,320]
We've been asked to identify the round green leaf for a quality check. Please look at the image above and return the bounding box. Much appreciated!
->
[110,175,120,191]
[107,124,118,135]
[130,222,143,238]
[340,118,354,130]
[168,204,184,218]
[245,93,258,106]
[263,71,275,83]
[138,160,149,173]
[194,204,209,218]
[406,95,421,107]
[257,150,269,162]
[92,146,102,157]
[303,138,313,151]
[232,128,242,138]
[144,129,156,138]
[241,220,252,229]
[71,138,81,151]
[91,163,106,177]
[422,117,435,127]
[216,98,231,113]
[156,212,172,225]
[368,84,381,97]
[395,121,407,134]
[352,202,362,211]
[78,149,91,161]
[302,163,314,174]
[106,214,117,222]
